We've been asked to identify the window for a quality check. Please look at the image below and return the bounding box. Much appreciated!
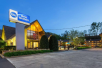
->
[27,30,38,40]
[11,42,13,46]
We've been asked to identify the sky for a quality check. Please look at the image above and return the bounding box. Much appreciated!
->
[0,0,102,35]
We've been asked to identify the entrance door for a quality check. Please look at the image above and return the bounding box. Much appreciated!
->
[27,42,33,49]
[33,42,38,48]
[27,42,30,48]
[27,41,38,49]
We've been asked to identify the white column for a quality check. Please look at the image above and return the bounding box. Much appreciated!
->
[16,23,25,50]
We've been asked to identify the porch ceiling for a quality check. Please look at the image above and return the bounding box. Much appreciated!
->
[26,20,45,33]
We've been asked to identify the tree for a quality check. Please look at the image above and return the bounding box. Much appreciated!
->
[68,30,79,41]
[0,40,6,48]
[78,31,84,37]
[61,42,66,50]
[83,30,87,35]
[49,35,58,51]
[61,29,84,41]
[54,34,62,40]
[73,37,85,46]
[45,32,63,40]
[90,22,101,35]
[73,38,80,46]
[0,37,2,40]
[61,30,69,40]
[96,22,101,34]
[40,35,49,49]
[99,22,102,33]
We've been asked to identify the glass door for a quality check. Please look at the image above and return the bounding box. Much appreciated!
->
[27,42,33,49]
[27,42,30,48]
[33,42,38,48]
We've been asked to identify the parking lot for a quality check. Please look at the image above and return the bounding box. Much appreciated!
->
[7,48,102,68]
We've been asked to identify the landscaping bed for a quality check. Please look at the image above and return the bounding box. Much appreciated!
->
[0,48,4,54]
[4,50,53,57]
[77,46,91,50]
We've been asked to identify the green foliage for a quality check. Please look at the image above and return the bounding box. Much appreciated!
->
[40,35,49,49]
[90,22,101,35]
[73,38,79,46]
[77,46,91,50]
[73,37,85,46]
[0,37,2,40]
[0,48,3,54]
[54,34,63,40]
[62,42,66,46]
[0,40,6,49]
[61,30,84,42]
[4,46,16,50]
[78,37,85,45]
[45,32,64,40]
[49,35,58,51]
[4,50,53,57]
[61,30,69,40]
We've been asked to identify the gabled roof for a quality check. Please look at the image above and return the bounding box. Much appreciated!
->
[3,20,45,40]
[63,40,69,42]
[0,29,2,36]
[25,20,45,33]
[86,39,101,41]
[3,25,15,40]
[58,39,69,42]
[85,35,101,40]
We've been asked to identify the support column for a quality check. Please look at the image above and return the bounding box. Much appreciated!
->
[16,23,25,50]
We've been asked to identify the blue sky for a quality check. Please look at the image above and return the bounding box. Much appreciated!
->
[0,0,102,35]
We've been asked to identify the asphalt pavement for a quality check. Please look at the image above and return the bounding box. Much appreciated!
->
[0,56,15,68]
[7,48,102,68]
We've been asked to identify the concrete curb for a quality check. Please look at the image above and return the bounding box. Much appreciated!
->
[0,54,5,58]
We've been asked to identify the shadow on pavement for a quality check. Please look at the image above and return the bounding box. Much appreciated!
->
[0,56,15,68]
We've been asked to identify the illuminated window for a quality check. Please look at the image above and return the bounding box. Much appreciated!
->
[27,30,38,40]
[11,42,13,46]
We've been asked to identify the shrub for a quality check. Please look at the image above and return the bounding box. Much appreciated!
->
[0,48,3,54]
[4,50,53,57]
[49,35,58,51]
[40,35,49,49]
[0,37,2,40]
[77,46,91,50]
[4,46,16,50]
[0,40,6,49]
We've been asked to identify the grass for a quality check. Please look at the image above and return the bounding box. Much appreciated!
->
[77,46,91,50]
[4,50,53,57]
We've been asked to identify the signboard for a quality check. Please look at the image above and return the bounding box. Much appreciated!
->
[9,9,30,25]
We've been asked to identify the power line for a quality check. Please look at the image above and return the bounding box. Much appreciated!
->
[44,25,90,30]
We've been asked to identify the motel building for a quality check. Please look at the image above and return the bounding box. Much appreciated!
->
[0,20,45,49]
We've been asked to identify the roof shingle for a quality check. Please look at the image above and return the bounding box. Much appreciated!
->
[3,25,15,40]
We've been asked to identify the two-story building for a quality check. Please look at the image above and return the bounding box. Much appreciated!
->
[1,20,45,49]
[85,34,102,47]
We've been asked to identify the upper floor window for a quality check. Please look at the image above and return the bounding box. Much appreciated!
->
[27,30,38,40]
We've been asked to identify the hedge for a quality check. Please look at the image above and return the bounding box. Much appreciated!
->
[4,46,16,50]
[40,35,49,49]
[4,50,53,57]
[0,40,6,48]
[49,35,58,51]
[77,46,91,50]
[0,48,3,54]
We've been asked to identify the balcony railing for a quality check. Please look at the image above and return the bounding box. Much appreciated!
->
[27,35,39,40]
